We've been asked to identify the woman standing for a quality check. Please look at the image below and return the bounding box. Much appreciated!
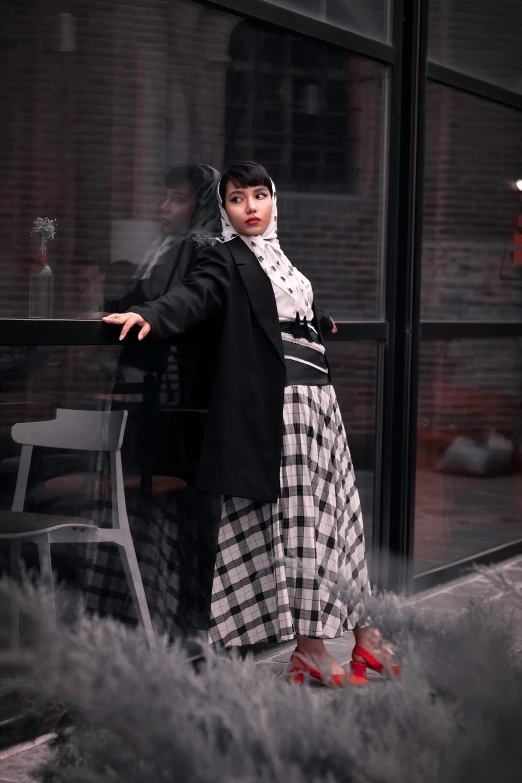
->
[103,162,398,686]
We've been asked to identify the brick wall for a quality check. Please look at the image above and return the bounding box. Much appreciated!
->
[421,71,522,439]
[418,339,522,438]
[1,0,521,458]
[429,0,522,93]
[423,83,522,322]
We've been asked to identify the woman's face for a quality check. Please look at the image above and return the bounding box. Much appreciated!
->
[224,182,272,236]
[158,181,197,235]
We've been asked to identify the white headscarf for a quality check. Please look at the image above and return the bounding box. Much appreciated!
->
[217,178,313,322]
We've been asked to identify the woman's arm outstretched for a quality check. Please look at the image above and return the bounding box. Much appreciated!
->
[102,246,231,341]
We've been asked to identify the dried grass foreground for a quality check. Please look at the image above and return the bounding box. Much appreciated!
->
[0,571,521,783]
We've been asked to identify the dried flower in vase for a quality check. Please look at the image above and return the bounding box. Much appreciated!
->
[31,217,57,260]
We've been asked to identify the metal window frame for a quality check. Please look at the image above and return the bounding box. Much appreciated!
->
[427,62,522,112]
[371,0,430,594]
[420,322,522,339]
[414,539,522,593]
[379,2,522,593]
[203,0,395,64]
[0,319,389,346]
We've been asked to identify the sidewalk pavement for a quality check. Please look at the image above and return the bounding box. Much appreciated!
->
[255,554,522,678]
[1,554,521,783]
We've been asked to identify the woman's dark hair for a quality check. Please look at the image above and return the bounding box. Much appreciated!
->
[162,164,221,239]
[219,161,272,204]
[165,164,209,193]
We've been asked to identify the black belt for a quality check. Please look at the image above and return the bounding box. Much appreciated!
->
[280,314,319,342]
[280,320,329,387]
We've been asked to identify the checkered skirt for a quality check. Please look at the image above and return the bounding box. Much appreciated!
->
[208,383,370,647]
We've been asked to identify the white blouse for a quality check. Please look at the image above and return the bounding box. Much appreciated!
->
[269,267,315,323]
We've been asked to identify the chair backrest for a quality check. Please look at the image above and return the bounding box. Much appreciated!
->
[12,409,128,452]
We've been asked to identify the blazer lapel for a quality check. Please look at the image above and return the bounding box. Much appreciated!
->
[228,237,285,366]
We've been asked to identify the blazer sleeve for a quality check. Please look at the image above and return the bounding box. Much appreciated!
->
[315,304,334,334]
[128,245,231,340]
[103,281,146,315]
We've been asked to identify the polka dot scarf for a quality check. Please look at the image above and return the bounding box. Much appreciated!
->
[217,178,313,323]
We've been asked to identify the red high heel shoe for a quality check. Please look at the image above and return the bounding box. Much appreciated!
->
[287,650,367,688]
[349,645,401,682]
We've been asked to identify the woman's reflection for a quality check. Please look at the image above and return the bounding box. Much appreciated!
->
[82,164,221,644]
[108,164,221,312]
[103,164,221,396]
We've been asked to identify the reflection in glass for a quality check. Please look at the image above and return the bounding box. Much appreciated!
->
[260,0,391,41]
[0,344,220,644]
[0,1,387,322]
[422,84,522,321]
[415,339,522,574]
[327,341,377,547]
[0,0,386,645]
[429,0,522,94]
[226,22,387,320]
[103,164,221,419]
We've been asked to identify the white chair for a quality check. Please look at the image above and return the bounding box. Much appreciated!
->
[0,408,155,649]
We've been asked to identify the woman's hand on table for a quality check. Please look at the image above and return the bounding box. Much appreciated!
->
[102,312,151,341]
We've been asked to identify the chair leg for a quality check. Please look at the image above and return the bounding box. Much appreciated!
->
[118,537,156,650]
[9,539,21,650]
[36,535,56,627]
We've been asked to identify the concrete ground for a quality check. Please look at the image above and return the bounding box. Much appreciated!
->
[1,554,521,783]
[255,553,522,678]
[0,737,53,783]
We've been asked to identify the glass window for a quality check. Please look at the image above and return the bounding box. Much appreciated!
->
[0,342,219,638]
[415,338,522,574]
[0,1,388,321]
[260,0,391,42]
[428,0,522,94]
[327,341,378,549]
[227,25,360,192]
[422,83,522,321]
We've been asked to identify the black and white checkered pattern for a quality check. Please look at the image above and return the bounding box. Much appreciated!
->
[81,488,221,639]
[208,384,370,647]
[81,494,183,631]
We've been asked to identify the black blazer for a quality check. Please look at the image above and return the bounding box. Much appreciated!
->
[102,238,201,377]
[104,237,199,313]
[103,238,220,434]
[131,237,333,503]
